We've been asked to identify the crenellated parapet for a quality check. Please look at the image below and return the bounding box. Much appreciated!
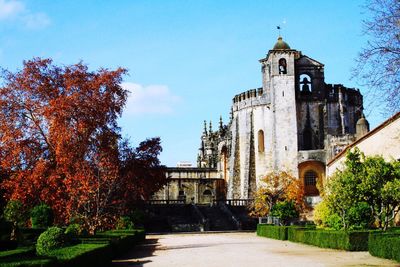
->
[324,84,363,105]
[232,87,270,112]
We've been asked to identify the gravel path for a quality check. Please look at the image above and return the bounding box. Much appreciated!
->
[112,232,399,267]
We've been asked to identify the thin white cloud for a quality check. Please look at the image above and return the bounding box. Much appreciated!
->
[0,0,50,29]
[122,82,181,116]
[22,12,50,29]
[0,0,24,19]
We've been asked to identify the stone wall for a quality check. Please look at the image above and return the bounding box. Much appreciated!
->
[327,112,400,177]
[151,168,226,204]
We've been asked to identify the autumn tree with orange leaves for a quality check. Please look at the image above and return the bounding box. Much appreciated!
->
[0,58,165,233]
[250,171,305,217]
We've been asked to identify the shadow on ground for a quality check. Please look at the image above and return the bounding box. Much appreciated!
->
[112,237,158,267]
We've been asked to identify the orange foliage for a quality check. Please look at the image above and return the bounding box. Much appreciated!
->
[250,171,305,217]
[0,58,166,233]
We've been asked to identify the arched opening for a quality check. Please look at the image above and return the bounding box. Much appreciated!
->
[221,146,228,183]
[299,74,312,93]
[178,189,186,202]
[298,161,324,198]
[304,170,317,186]
[202,189,213,204]
[203,189,212,195]
[278,58,287,74]
[258,130,265,152]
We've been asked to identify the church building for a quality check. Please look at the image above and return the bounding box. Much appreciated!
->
[153,37,369,205]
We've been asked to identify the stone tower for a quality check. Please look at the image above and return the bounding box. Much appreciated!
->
[197,36,365,201]
[260,37,299,176]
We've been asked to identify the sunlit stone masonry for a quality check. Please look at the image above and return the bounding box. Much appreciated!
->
[153,37,369,205]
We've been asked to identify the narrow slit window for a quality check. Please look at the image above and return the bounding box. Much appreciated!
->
[258,130,265,152]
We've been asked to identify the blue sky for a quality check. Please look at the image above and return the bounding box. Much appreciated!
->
[0,0,384,166]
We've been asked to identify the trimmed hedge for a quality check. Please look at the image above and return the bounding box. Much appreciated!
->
[0,247,55,267]
[369,232,400,262]
[90,229,145,256]
[288,228,369,251]
[257,224,288,240]
[0,229,145,267]
[257,224,369,251]
[48,243,112,267]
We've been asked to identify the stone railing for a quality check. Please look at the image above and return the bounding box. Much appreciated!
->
[216,199,254,207]
[146,199,186,205]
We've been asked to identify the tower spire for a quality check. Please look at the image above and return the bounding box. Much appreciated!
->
[203,120,207,135]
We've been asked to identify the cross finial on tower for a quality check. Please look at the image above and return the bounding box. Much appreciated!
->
[277,25,281,37]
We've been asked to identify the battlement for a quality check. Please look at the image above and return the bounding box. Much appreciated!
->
[232,88,263,103]
[231,87,270,112]
[324,84,362,104]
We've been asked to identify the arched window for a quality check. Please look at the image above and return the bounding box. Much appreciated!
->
[203,189,212,196]
[299,74,312,93]
[304,170,317,186]
[303,128,312,150]
[258,130,265,152]
[278,58,287,74]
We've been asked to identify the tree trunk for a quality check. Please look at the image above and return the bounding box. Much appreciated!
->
[10,222,17,241]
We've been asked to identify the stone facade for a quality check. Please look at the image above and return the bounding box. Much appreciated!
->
[327,112,400,177]
[152,37,369,204]
[198,37,366,200]
[151,168,226,204]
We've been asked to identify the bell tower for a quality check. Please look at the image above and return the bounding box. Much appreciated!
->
[260,36,299,175]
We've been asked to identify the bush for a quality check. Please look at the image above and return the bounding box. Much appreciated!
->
[36,227,67,256]
[116,216,134,230]
[270,201,299,225]
[313,200,343,230]
[30,204,53,229]
[257,224,288,240]
[288,228,369,251]
[65,224,83,239]
[129,209,145,227]
[369,232,400,262]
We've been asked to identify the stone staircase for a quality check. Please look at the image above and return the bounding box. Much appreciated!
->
[228,206,258,230]
[144,204,200,232]
[197,205,237,231]
[143,203,256,232]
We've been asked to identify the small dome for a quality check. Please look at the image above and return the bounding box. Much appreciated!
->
[273,36,291,50]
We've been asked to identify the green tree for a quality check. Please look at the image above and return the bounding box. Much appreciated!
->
[325,171,360,229]
[327,148,400,230]
[358,156,400,230]
[30,204,53,228]
[3,200,27,240]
